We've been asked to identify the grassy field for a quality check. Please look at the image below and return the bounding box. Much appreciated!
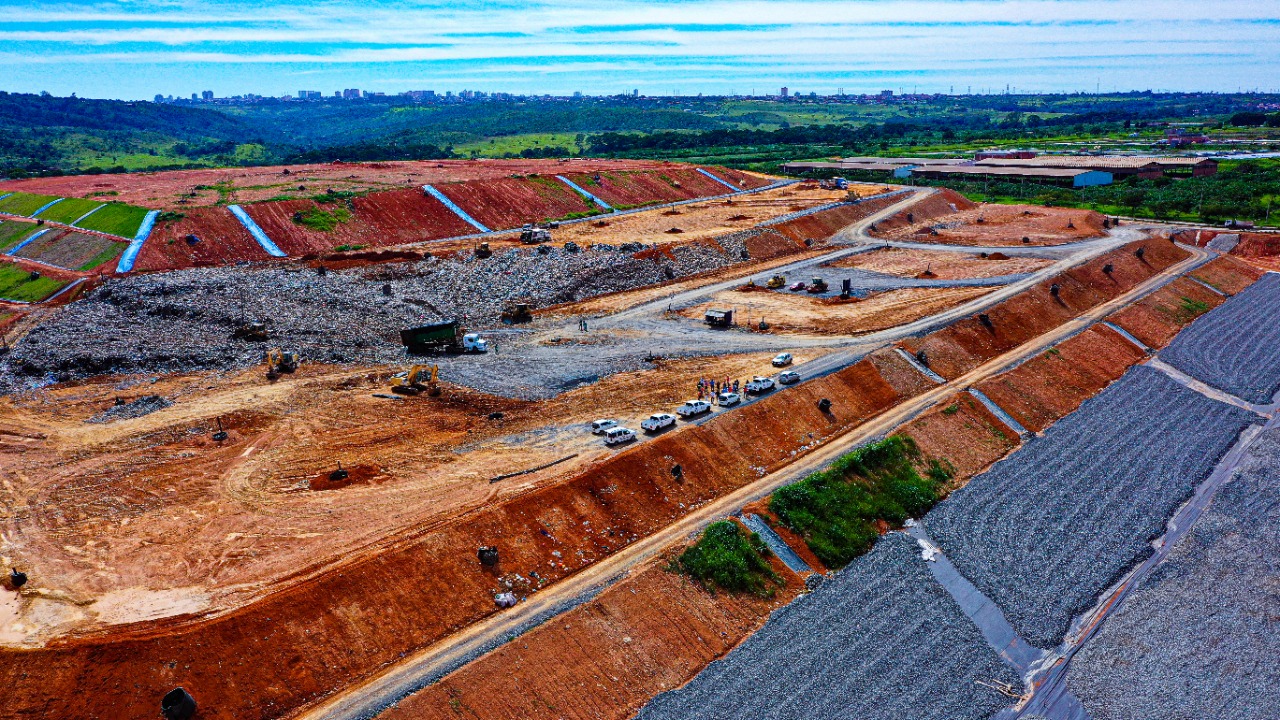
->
[76,202,151,237]
[37,198,103,225]
[453,132,584,158]
[78,243,127,271]
[0,222,41,252]
[0,262,69,302]
[0,193,62,217]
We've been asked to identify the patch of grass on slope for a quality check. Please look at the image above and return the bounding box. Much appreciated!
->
[0,193,61,216]
[770,436,952,568]
[293,205,351,232]
[0,263,68,303]
[0,222,40,252]
[678,520,780,597]
[36,197,102,225]
[76,202,150,237]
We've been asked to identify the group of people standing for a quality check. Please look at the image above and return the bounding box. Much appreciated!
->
[697,377,740,400]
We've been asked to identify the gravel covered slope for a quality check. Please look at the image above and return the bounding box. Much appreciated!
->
[635,534,1019,720]
[925,366,1256,648]
[1161,272,1280,403]
[1066,426,1280,720]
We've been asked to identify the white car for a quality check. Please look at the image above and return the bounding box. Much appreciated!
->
[676,399,713,418]
[591,419,619,434]
[772,352,793,367]
[641,413,677,433]
[745,376,776,394]
[717,391,741,407]
[779,370,801,385]
[603,426,636,445]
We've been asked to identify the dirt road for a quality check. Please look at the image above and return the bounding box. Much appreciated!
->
[297,239,1214,720]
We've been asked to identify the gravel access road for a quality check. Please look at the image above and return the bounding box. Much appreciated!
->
[924,365,1257,649]
[1161,272,1280,404]
[634,534,1021,720]
[1065,426,1280,720]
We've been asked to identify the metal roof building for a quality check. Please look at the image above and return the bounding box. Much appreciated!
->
[908,165,1114,187]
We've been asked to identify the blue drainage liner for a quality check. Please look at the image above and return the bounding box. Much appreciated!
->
[7,229,50,256]
[422,185,490,233]
[71,204,105,227]
[696,167,742,192]
[968,388,1030,436]
[30,198,64,218]
[555,175,613,211]
[228,205,287,257]
[116,210,160,272]
[0,193,11,203]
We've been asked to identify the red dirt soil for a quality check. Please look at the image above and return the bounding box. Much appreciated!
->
[868,188,976,235]
[379,555,801,720]
[434,176,595,230]
[900,237,1189,380]
[1108,277,1228,350]
[0,359,904,720]
[136,207,273,271]
[973,324,1146,433]
[896,392,1020,484]
[0,160,714,211]
[867,347,938,398]
[1190,254,1266,295]
[769,192,903,244]
[563,168,728,208]
[872,194,1106,248]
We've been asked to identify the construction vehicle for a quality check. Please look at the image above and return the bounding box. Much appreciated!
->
[233,321,268,342]
[400,321,488,354]
[704,308,733,327]
[807,277,829,293]
[264,348,299,380]
[520,224,553,244]
[475,242,493,259]
[766,274,787,289]
[391,364,440,396]
[501,302,533,324]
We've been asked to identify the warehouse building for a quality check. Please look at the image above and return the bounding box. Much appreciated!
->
[907,164,1114,187]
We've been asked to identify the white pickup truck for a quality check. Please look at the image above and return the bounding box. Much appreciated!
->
[744,376,776,394]
[675,399,713,418]
[641,413,677,433]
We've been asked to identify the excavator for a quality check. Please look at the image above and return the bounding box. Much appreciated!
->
[391,364,440,396]
[265,348,300,381]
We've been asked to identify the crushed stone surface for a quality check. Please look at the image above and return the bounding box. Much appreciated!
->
[1161,272,1280,404]
[1066,425,1280,720]
[87,394,173,423]
[924,365,1257,648]
[635,533,1020,720]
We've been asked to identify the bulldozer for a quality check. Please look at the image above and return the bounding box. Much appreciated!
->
[766,274,787,289]
[807,276,829,293]
[265,348,300,380]
[475,242,493,259]
[391,364,440,396]
[500,302,533,324]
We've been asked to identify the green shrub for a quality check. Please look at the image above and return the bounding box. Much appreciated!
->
[677,520,780,597]
[294,205,351,232]
[769,436,950,568]
[156,211,185,223]
[333,244,366,252]
[1178,296,1211,320]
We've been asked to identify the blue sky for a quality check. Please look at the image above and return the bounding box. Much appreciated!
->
[3,1,1278,99]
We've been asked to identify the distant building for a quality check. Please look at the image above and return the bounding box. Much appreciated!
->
[573,91,582,98]
[342,88,361,99]
[154,94,165,103]
[191,93,199,101]
[780,87,789,98]
[910,165,1114,188]
[975,150,1037,161]
[633,89,639,97]
[297,90,322,100]
[201,90,214,101]
[880,89,894,97]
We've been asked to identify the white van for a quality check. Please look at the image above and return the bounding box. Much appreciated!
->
[591,419,619,434]
[603,426,636,445]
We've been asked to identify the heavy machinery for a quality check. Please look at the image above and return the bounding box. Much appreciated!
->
[501,302,533,324]
[391,364,440,396]
[766,274,787,289]
[400,320,488,354]
[807,277,829,293]
[264,348,299,380]
[520,225,552,244]
[233,321,268,342]
[475,242,493,259]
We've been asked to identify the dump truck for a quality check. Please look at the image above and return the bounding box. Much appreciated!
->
[520,225,552,244]
[807,277,829,293]
[400,321,488,355]
[391,364,440,396]
[766,274,787,289]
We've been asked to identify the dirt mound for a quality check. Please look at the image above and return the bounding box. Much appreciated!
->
[1191,254,1266,295]
[1109,276,1227,349]
[897,392,1020,485]
[900,237,1189,379]
[138,207,273,271]
[974,324,1146,433]
[309,463,386,491]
